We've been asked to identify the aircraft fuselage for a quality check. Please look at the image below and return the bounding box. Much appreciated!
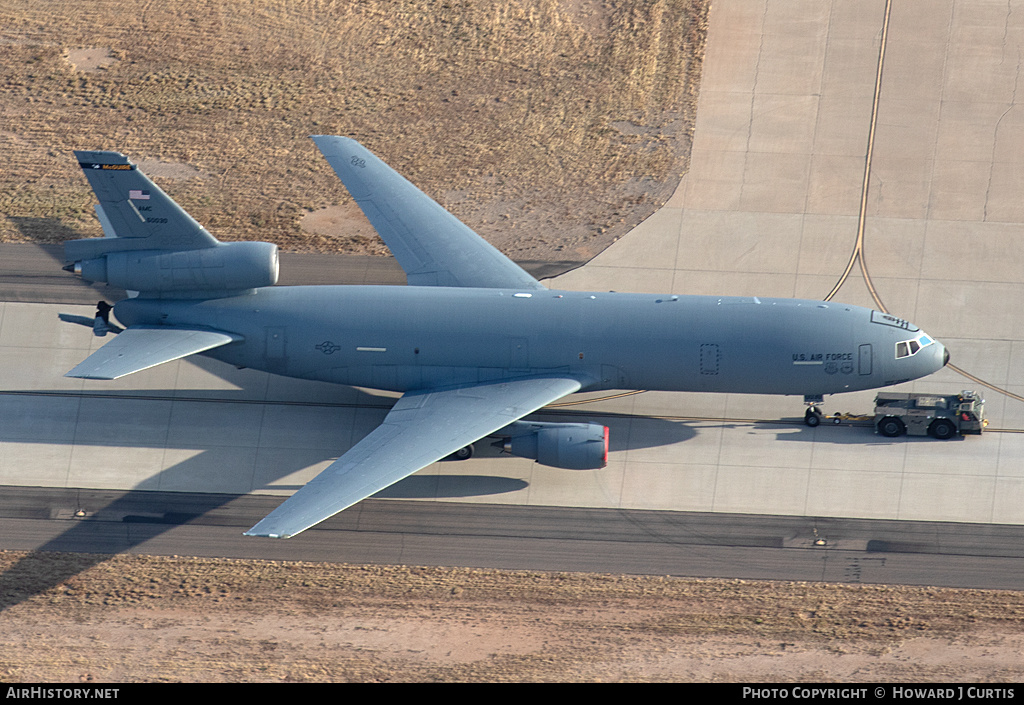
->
[114,285,947,397]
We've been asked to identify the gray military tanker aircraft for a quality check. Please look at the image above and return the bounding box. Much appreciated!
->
[59,136,949,538]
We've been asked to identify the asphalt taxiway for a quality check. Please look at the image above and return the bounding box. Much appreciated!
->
[1,0,1023,588]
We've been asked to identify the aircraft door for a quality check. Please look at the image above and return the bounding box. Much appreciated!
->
[859,344,872,375]
[700,343,720,375]
[266,326,287,374]
[266,327,286,358]
[509,337,529,369]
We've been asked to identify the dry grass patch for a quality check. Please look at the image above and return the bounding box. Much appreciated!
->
[0,0,707,262]
[2,552,1024,682]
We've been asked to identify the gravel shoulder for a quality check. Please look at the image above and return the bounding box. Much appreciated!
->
[1,552,1023,682]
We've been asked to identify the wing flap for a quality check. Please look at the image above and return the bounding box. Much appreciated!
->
[312,135,545,290]
[66,326,242,380]
[244,375,582,538]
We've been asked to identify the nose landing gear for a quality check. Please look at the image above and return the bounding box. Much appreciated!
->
[804,395,824,427]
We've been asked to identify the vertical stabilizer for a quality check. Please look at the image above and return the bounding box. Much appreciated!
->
[63,150,278,298]
[67,151,219,262]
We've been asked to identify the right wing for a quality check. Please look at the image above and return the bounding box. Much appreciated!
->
[65,326,242,380]
[312,135,545,290]
[244,375,582,539]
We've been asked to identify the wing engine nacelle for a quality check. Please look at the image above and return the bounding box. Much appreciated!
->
[67,241,279,294]
[501,421,609,470]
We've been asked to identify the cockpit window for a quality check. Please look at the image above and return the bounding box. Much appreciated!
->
[896,333,935,359]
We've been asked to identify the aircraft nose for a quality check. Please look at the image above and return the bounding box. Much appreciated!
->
[943,346,950,367]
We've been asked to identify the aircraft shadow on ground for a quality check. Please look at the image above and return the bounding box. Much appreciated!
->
[0,354,692,610]
[7,216,85,243]
[0,223,127,303]
[770,421,966,445]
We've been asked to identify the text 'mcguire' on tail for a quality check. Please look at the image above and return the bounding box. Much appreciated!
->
[64,150,278,298]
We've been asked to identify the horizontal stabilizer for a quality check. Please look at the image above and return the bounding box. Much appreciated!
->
[66,326,241,380]
[58,313,124,335]
[58,313,98,328]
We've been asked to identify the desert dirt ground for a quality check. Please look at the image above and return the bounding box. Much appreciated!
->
[1,551,1023,683]
[0,0,705,263]
[2,0,1024,683]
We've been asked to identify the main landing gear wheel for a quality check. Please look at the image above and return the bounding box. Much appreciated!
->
[448,444,474,460]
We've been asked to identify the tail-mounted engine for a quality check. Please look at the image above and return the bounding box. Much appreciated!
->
[499,421,609,470]
[65,148,280,298]
[65,241,279,296]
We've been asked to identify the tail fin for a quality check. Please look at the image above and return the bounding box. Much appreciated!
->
[66,150,218,262]
[64,150,278,298]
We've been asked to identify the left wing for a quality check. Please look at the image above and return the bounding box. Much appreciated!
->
[244,375,582,538]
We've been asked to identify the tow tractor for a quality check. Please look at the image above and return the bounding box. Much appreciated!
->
[873,391,986,438]
[815,391,987,439]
